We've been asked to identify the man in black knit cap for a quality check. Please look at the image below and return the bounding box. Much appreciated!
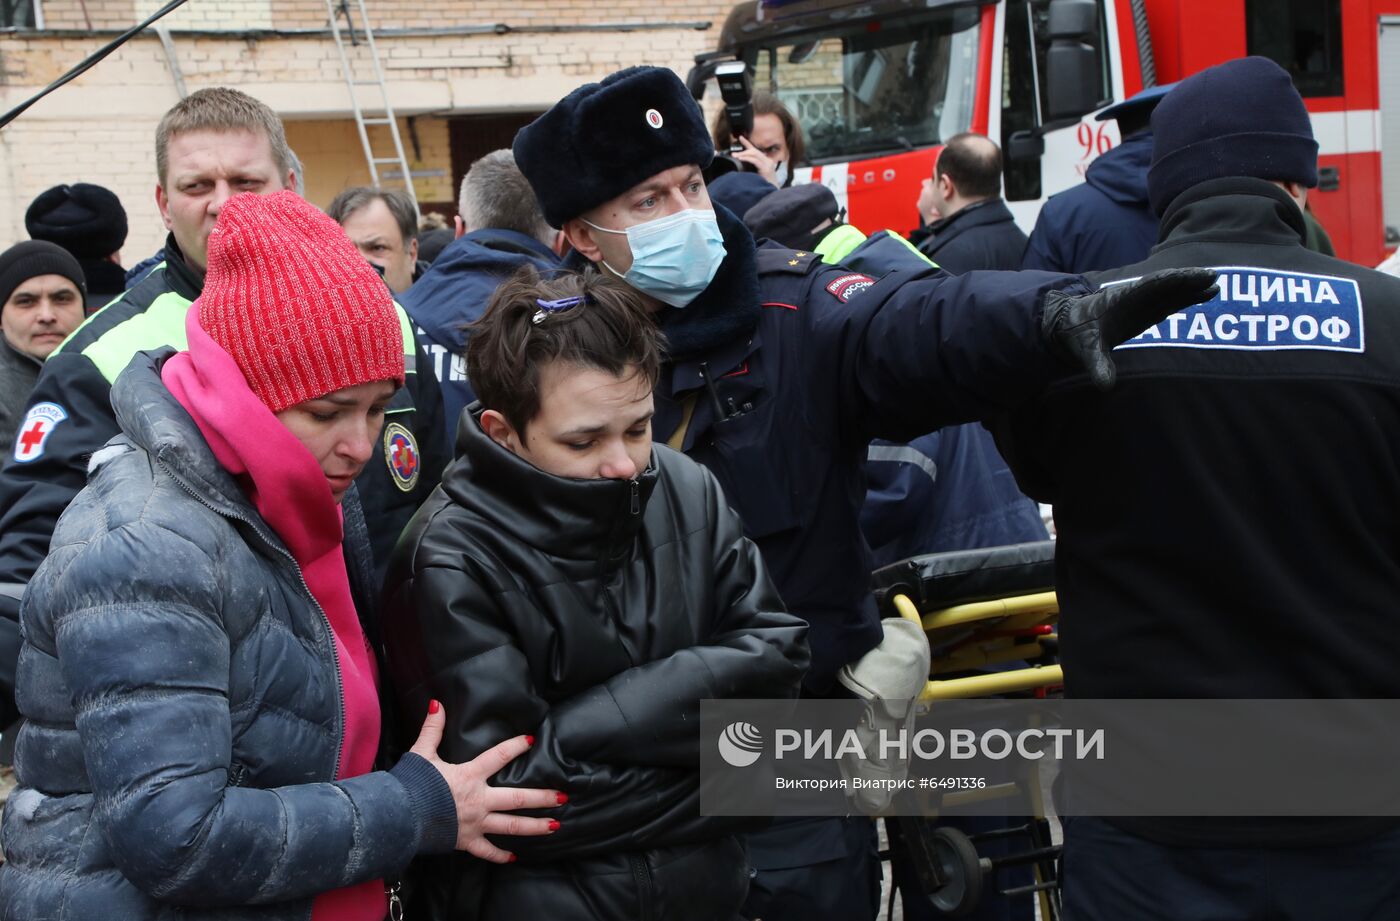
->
[0,242,85,454]
[995,55,1400,921]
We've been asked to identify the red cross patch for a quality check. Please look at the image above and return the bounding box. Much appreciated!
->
[13,402,67,464]
[382,422,420,492]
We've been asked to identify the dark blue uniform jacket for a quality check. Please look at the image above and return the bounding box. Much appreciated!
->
[1021,131,1159,275]
[863,428,1046,567]
[636,207,1083,692]
[402,229,561,442]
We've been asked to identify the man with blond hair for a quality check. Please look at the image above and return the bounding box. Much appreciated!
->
[0,88,446,729]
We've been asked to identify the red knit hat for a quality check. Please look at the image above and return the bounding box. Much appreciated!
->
[195,190,404,413]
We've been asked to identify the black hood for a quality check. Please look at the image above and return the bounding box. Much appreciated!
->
[563,204,761,361]
[443,404,659,566]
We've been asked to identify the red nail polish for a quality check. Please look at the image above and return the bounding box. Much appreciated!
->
[548,819,561,831]
[556,792,569,805]
[428,699,440,715]
[507,853,517,863]
[525,734,535,747]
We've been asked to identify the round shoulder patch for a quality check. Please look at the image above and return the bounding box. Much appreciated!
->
[646,108,664,129]
[382,421,421,493]
[13,402,68,464]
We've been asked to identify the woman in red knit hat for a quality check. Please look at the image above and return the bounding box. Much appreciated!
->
[0,190,564,921]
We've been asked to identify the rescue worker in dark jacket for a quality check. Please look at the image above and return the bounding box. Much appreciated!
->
[1021,85,1173,274]
[995,57,1400,920]
[0,191,561,921]
[0,89,447,724]
[401,149,562,441]
[914,133,1027,272]
[383,269,809,921]
[509,65,1217,921]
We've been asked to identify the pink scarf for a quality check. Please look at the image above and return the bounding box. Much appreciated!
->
[162,309,386,921]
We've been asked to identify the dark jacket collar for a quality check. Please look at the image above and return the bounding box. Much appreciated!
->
[1,335,41,371]
[925,197,1016,243]
[405,228,561,351]
[78,258,129,299]
[563,204,761,361]
[1155,177,1308,251]
[443,404,660,566]
[161,233,206,301]
[462,228,559,261]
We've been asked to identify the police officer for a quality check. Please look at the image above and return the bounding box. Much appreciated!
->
[0,88,447,727]
[510,66,1216,921]
[995,56,1400,920]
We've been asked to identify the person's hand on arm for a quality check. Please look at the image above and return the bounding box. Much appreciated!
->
[401,699,563,862]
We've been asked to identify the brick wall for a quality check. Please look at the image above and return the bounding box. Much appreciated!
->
[0,0,735,255]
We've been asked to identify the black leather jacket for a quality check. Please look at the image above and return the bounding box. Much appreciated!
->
[383,407,810,920]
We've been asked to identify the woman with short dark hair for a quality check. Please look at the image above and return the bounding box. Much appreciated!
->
[383,267,810,921]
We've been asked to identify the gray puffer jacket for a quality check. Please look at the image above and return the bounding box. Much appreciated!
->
[0,350,456,921]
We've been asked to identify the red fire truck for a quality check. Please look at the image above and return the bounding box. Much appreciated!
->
[692,0,1400,266]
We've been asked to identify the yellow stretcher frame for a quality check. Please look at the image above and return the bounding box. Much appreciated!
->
[891,593,1063,702]
[889,587,1063,919]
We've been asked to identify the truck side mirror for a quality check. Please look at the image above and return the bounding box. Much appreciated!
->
[1044,0,1101,121]
[686,55,729,101]
[1007,129,1045,163]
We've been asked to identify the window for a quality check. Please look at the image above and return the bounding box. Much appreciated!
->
[1,0,39,29]
[1001,0,1113,201]
[1246,0,1344,97]
[749,6,982,163]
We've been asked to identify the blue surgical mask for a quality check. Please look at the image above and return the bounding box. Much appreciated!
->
[584,209,726,309]
[774,161,789,187]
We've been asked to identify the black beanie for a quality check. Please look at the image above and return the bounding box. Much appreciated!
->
[743,183,841,252]
[25,183,129,259]
[709,171,777,222]
[0,241,87,309]
[513,67,716,227]
[1148,56,1317,215]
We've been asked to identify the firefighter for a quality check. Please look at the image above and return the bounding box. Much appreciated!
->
[994,56,1400,920]
[507,65,1216,921]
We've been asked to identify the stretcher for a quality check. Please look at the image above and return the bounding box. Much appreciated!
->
[870,540,1063,920]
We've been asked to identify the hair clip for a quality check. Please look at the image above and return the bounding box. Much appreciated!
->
[532,294,587,325]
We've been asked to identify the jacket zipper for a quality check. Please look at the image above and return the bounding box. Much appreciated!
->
[165,470,346,921]
[629,477,640,516]
[628,853,655,921]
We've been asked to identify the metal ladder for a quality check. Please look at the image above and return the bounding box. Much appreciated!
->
[324,0,418,208]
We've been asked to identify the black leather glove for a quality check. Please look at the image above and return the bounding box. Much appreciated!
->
[1042,268,1220,390]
